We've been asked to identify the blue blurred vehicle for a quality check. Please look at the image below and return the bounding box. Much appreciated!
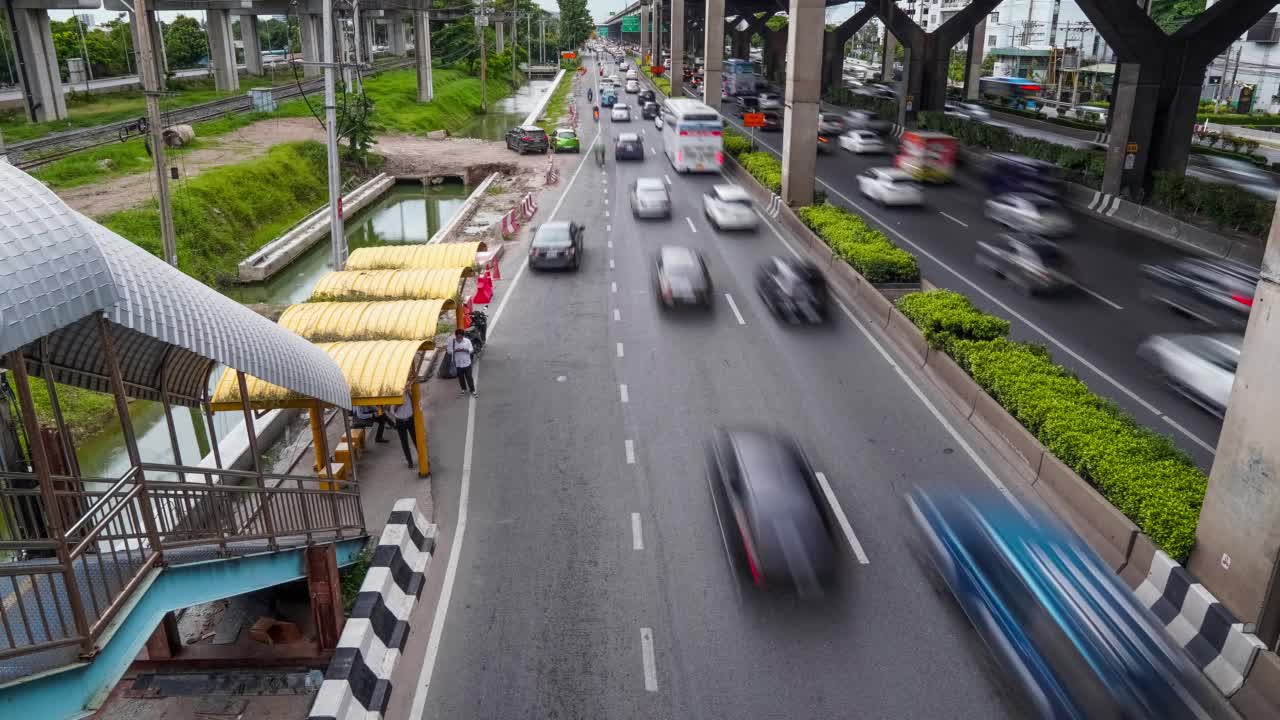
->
[907,486,1236,720]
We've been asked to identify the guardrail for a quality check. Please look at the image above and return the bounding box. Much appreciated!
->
[9,59,413,169]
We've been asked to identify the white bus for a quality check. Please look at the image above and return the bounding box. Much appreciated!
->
[658,98,724,173]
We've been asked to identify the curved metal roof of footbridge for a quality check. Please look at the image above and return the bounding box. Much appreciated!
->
[310,268,471,302]
[210,340,432,410]
[278,300,455,343]
[345,242,487,271]
[0,162,352,410]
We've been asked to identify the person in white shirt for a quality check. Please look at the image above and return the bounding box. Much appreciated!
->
[447,328,477,398]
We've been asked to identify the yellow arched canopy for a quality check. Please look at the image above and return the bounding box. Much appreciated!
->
[209,340,432,410]
[278,299,457,343]
[310,268,470,302]
[345,242,488,271]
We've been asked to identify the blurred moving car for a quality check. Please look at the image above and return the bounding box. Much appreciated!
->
[945,102,991,121]
[907,485,1236,720]
[625,79,641,93]
[1138,333,1240,417]
[818,113,847,136]
[983,192,1073,236]
[630,177,672,218]
[845,109,891,134]
[756,257,829,323]
[984,153,1063,198]
[735,95,760,116]
[703,185,759,230]
[1139,257,1258,328]
[529,221,584,271]
[817,133,835,155]
[760,110,783,131]
[654,245,712,308]
[611,103,632,121]
[857,167,924,206]
[757,92,782,110]
[1186,155,1279,200]
[505,125,549,154]
[601,89,618,107]
[552,127,580,153]
[641,101,660,119]
[706,428,837,594]
[639,89,656,104]
[615,133,645,161]
[839,130,886,154]
[976,234,1075,294]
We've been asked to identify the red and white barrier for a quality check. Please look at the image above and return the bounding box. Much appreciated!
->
[500,209,521,238]
[521,193,538,219]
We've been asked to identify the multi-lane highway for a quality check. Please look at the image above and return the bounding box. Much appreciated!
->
[715,100,1227,469]
[399,54,1030,719]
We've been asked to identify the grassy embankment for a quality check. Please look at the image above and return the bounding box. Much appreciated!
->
[0,73,281,143]
[36,67,518,440]
[536,71,575,135]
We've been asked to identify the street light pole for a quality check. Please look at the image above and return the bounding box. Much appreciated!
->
[322,0,346,268]
[132,0,177,267]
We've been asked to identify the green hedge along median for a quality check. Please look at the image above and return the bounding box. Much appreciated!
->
[797,205,920,283]
[897,290,1206,561]
[918,111,1106,189]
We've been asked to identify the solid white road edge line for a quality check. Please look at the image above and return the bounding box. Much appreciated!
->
[406,124,600,718]
[625,439,636,464]
[640,628,659,692]
[753,201,1019,505]
[815,471,870,564]
[631,512,644,550]
[724,293,746,325]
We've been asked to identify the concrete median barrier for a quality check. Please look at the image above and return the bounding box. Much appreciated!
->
[1232,650,1280,719]
[857,281,894,328]
[1034,454,1137,571]
[884,308,929,367]
[969,391,1044,479]
[922,348,979,418]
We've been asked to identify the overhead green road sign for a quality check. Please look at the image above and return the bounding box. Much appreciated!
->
[621,14,639,32]
[597,25,609,36]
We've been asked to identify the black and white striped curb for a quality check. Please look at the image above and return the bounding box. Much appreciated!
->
[1128,546,1266,696]
[1086,190,1123,217]
[766,194,782,218]
[308,498,436,720]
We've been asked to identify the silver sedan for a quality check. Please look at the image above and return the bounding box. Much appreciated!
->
[630,177,671,219]
[984,192,1074,236]
[703,185,759,230]
[1137,333,1240,417]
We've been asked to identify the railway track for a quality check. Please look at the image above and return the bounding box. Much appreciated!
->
[9,58,414,169]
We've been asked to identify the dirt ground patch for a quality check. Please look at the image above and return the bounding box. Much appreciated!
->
[55,118,557,219]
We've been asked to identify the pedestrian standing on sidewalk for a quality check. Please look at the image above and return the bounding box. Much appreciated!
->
[448,328,477,398]
[389,393,418,469]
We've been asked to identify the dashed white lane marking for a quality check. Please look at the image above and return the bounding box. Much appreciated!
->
[631,512,644,550]
[664,174,671,185]
[640,628,658,692]
[815,472,870,565]
[614,308,621,321]
[620,383,629,403]
[607,237,613,244]
[617,342,625,358]
[939,211,969,227]
[1078,284,1124,310]
[685,217,697,233]
[611,281,618,293]
[605,210,610,217]
[625,439,636,464]
[650,147,657,155]
[610,259,616,269]
[723,293,746,325]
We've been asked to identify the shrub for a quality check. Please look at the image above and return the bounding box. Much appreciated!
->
[738,151,782,193]
[918,112,1107,190]
[723,130,752,158]
[896,295,1207,560]
[1150,171,1274,238]
[896,290,1009,353]
[798,204,919,283]
[846,93,899,122]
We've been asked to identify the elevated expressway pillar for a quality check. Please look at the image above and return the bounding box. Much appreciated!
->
[780,0,824,206]
[6,4,68,121]
[240,15,263,75]
[206,8,240,91]
[702,0,723,107]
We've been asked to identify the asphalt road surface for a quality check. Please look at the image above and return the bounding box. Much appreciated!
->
[408,56,1028,720]
[717,104,1226,469]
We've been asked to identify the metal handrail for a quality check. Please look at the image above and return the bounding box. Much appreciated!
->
[69,484,143,559]
[64,466,141,538]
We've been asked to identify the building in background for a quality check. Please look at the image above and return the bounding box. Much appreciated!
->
[1206,2,1280,113]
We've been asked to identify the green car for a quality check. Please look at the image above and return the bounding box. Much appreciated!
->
[553,128,580,153]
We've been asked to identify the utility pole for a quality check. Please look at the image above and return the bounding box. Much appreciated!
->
[75,15,94,92]
[133,0,177,267]
[511,1,519,87]
[526,12,532,81]
[540,14,545,64]
[476,2,488,112]
[322,0,345,268]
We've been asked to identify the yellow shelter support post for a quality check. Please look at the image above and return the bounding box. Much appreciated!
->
[309,405,326,472]
[411,382,429,477]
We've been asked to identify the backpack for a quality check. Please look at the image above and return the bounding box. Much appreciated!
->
[439,348,457,379]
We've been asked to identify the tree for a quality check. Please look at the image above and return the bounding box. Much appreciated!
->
[1150,0,1206,35]
[558,0,593,51]
[163,14,209,70]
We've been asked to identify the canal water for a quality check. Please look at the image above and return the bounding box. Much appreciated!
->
[78,182,469,480]
[455,78,555,140]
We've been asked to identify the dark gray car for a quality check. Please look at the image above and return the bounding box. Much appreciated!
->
[976,234,1075,294]
[706,428,837,595]
[529,221,583,271]
[1140,257,1258,328]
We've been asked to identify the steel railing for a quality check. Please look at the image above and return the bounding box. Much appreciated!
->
[0,461,363,664]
